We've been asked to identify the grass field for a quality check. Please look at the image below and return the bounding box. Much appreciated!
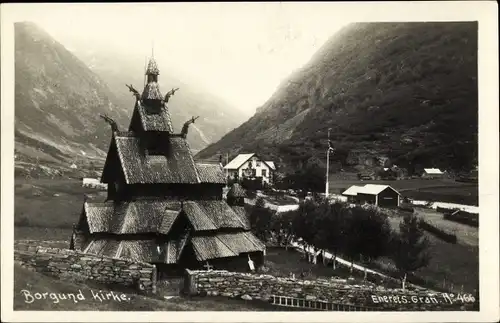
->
[263,246,372,284]
[13,264,277,311]
[14,178,105,239]
[383,211,479,294]
[328,179,478,205]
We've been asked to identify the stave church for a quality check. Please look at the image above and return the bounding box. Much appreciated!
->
[71,57,265,277]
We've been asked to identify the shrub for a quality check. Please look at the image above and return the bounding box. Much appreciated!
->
[419,219,457,244]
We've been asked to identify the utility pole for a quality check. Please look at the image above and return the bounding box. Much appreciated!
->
[226,152,229,186]
[325,128,333,199]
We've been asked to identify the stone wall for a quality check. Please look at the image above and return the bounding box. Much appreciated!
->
[185,270,475,311]
[14,240,156,294]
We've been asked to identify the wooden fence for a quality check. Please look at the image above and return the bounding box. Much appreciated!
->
[269,295,378,311]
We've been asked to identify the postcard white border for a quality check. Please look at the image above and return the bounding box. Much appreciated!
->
[1,1,499,322]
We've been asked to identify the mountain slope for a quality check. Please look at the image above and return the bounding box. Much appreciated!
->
[15,22,250,177]
[15,21,130,174]
[66,48,250,154]
[196,22,478,174]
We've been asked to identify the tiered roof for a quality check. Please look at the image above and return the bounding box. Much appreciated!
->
[132,101,174,132]
[81,57,263,266]
[80,199,259,262]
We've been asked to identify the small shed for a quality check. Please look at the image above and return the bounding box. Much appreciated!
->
[422,168,444,179]
[342,184,401,207]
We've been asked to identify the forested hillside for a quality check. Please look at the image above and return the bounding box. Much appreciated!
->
[197,22,478,174]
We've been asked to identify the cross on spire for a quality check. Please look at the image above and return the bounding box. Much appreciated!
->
[203,262,213,271]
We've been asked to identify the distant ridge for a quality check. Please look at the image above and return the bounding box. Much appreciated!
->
[196,22,478,174]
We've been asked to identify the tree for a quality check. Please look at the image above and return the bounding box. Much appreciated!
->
[249,197,275,242]
[359,208,393,262]
[391,214,431,290]
[313,201,347,270]
[342,206,392,274]
[343,208,369,273]
[271,210,296,249]
[292,199,320,261]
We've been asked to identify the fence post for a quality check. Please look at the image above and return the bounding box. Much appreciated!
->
[184,269,198,296]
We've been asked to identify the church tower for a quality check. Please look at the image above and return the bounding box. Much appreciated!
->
[74,58,265,276]
[142,57,163,111]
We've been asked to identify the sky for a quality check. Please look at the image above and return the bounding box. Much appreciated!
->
[10,3,351,113]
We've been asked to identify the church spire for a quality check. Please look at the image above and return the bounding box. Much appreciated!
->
[142,47,162,104]
[145,57,160,79]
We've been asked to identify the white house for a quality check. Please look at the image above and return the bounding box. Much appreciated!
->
[224,153,275,184]
[82,178,108,190]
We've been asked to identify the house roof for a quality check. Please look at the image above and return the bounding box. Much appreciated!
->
[424,168,444,174]
[342,185,365,196]
[223,153,255,170]
[266,161,276,170]
[342,184,400,196]
[223,153,275,170]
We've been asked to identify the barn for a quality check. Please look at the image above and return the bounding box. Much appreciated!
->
[342,184,401,208]
[422,168,445,179]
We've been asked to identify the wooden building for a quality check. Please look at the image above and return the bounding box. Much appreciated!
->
[71,58,265,277]
[422,168,445,179]
[224,153,275,185]
[342,184,401,208]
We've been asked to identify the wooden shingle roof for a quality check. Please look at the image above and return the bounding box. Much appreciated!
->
[135,101,173,132]
[141,82,163,101]
[104,132,227,185]
[83,239,187,264]
[196,163,226,184]
[83,200,181,235]
[81,200,264,264]
[191,231,265,261]
[227,183,247,198]
[182,200,247,231]
[146,58,160,75]
[113,134,200,184]
[82,200,249,235]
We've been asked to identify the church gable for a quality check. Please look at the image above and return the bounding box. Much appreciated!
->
[112,133,201,184]
[101,136,127,184]
[135,101,174,133]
